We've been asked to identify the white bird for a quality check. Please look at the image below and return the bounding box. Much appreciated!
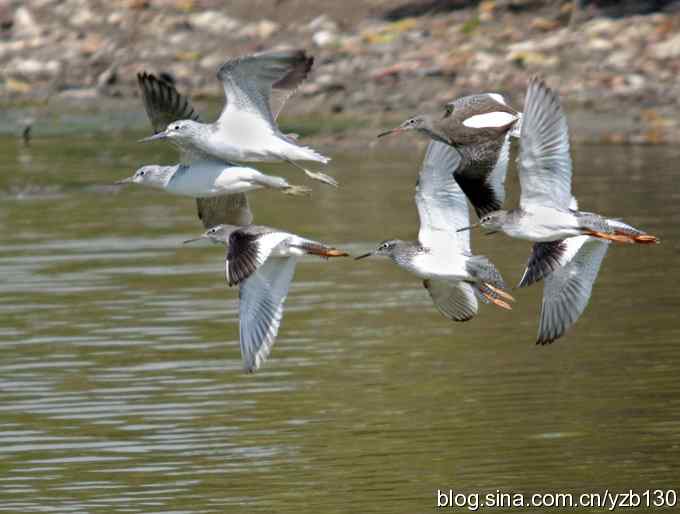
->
[138,50,337,187]
[133,69,309,227]
[457,77,658,343]
[116,161,310,198]
[185,224,349,372]
[355,141,514,320]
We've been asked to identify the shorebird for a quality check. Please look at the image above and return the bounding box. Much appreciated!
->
[355,141,514,320]
[456,77,659,343]
[185,224,349,372]
[138,50,337,187]
[378,93,521,217]
[135,68,306,228]
[116,162,310,198]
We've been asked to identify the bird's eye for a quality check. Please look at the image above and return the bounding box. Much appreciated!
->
[140,171,145,176]
[174,125,180,130]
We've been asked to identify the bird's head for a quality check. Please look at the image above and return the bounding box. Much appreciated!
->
[183,224,232,246]
[115,165,165,187]
[377,115,432,138]
[355,239,401,260]
[139,119,200,143]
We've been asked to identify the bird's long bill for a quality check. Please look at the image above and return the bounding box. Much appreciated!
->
[182,236,207,245]
[456,223,480,233]
[138,131,168,143]
[354,252,374,260]
[114,176,133,185]
[377,127,404,138]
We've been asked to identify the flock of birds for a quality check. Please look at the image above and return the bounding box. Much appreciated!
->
[117,48,658,372]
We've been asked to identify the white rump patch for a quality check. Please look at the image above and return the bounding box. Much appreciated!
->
[463,111,517,129]
[487,93,507,105]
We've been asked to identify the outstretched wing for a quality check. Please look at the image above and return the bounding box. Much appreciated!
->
[424,279,478,322]
[226,229,290,286]
[415,141,470,254]
[536,236,609,344]
[216,49,313,126]
[518,77,572,211]
[239,257,297,372]
[196,195,253,229]
[137,72,200,133]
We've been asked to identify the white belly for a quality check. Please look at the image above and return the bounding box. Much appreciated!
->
[508,207,581,242]
[402,252,469,281]
[166,164,263,197]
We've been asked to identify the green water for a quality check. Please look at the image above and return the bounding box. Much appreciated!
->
[0,133,679,513]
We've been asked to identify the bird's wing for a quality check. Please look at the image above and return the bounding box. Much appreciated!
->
[518,77,572,211]
[517,195,581,288]
[423,279,479,322]
[196,194,253,229]
[137,72,200,133]
[536,236,609,344]
[216,49,313,126]
[226,230,290,286]
[454,133,510,218]
[239,256,297,372]
[416,141,471,254]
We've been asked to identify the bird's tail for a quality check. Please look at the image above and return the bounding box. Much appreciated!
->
[290,144,331,164]
[467,255,514,310]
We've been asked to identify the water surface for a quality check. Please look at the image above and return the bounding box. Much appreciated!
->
[0,134,679,513]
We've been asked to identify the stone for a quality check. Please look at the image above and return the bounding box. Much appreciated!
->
[188,10,239,34]
[13,7,41,38]
[312,30,339,48]
[651,33,680,59]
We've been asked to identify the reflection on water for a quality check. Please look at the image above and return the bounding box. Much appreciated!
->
[0,134,679,513]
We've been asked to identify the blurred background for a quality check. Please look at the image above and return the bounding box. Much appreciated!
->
[2,0,680,142]
[1,1,680,513]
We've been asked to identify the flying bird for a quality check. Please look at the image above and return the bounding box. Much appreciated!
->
[355,140,514,321]
[185,224,348,372]
[138,50,337,187]
[458,77,658,343]
[378,92,521,217]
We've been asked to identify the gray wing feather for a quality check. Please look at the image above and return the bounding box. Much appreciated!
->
[217,49,313,125]
[137,72,200,133]
[424,280,479,322]
[196,195,253,228]
[416,141,470,253]
[239,257,297,372]
[488,133,510,209]
[518,77,572,210]
[537,236,609,344]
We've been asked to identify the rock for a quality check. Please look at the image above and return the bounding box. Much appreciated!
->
[306,14,338,32]
[651,32,680,59]
[13,7,41,38]
[200,53,223,71]
[7,57,61,78]
[188,10,239,34]
[238,20,279,39]
[587,37,614,51]
[530,17,560,31]
[312,30,339,48]
[96,65,117,90]
[507,49,559,67]
[71,7,97,28]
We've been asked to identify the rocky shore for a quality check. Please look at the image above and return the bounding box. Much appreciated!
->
[2,0,680,144]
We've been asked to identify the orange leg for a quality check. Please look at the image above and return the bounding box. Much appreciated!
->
[301,244,350,258]
[585,230,660,245]
[481,287,512,311]
[484,283,516,302]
